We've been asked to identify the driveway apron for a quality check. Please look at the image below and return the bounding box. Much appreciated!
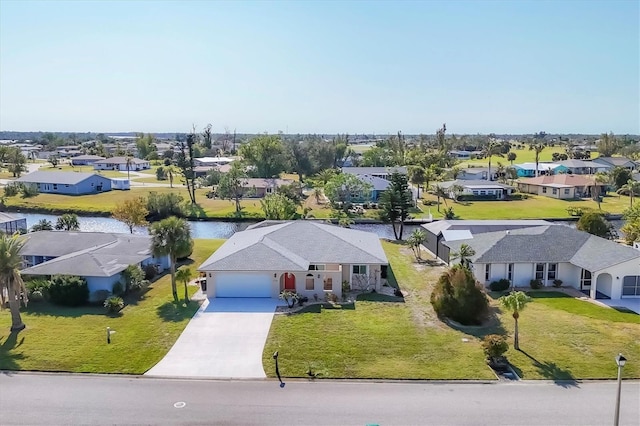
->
[145,298,282,379]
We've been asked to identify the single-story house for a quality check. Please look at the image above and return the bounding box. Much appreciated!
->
[240,178,295,198]
[0,212,27,234]
[593,156,637,171]
[194,163,232,177]
[555,159,611,175]
[457,167,492,181]
[93,157,151,171]
[517,174,606,199]
[354,174,391,202]
[438,180,515,200]
[341,166,407,181]
[513,162,568,177]
[193,157,235,167]
[198,220,389,299]
[422,220,550,263]
[20,231,170,302]
[111,178,131,190]
[15,171,112,195]
[449,150,475,160]
[442,223,640,300]
[70,155,106,166]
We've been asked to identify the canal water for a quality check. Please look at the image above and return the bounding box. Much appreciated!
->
[13,213,623,240]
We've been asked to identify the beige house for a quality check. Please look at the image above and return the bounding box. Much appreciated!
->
[517,175,606,199]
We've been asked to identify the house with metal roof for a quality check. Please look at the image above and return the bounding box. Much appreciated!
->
[20,231,170,302]
[517,174,605,199]
[198,221,389,299]
[0,212,27,234]
[15,171,113,195]
[93,156,151,171]
[439,223,640,301]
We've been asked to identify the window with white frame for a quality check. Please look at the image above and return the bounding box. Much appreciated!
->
[564,188,570,195]
[535,263,545,280]
[547,263,557,280]
[507,263,514,282]
[309,264,325,271]
[305,274,314,290]
[622,276,640,296]
[352,265,367,274]
[580,269,591,288]
[552,188,557,195]
[484,264,491,281]
[542,187,547,193]
[323,277,333,291]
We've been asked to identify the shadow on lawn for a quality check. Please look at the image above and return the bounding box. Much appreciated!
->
[513,350,579,387]
[0,331,26,371]
[156,301,199,322]
[25,302,105,318]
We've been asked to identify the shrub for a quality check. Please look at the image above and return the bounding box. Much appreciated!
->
[342,280,350,295]
[155,166,167,181]
[443,207,456,220]
[529,279,543,290]
[430,265,489,325]
[21,184,39,198]
[121,264,148,293]
[3,183,20,197]
[552,279,563,288]
[93,289,112,303]
[143,264,158,281]
[489,279,510,292]
[279,290,298,308]
[25,278,50,300]
[482,334,509,360]
[326,292,338,303]
[104,296,124,313]
[176,238,194,260]
[48,275,89,307]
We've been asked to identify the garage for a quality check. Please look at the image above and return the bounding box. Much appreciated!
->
[214,273,273,298]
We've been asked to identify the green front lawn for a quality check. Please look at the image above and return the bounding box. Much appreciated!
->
[263,242,640,379]
[0,239,223,374]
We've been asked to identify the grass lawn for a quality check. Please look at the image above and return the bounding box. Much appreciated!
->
[417,192,629,220]
[459,147,599,168]
[263,242,640,380]
[0,239,223,374]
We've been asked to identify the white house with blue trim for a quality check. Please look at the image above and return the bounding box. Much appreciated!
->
[16,171,113,195]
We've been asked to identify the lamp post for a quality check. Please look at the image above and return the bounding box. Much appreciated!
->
[614,353,626,426]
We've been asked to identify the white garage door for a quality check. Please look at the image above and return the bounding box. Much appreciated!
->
[215,273,272,298]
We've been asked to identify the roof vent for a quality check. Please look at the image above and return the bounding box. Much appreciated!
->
[505,230,510,234]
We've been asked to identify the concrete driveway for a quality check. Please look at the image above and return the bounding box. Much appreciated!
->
[600,298,640,314]
[145,298,282,379]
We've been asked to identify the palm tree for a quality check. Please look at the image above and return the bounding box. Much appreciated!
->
[0,233,28,331]
[617,179,640,207]
[408,165,426,198]
[175,267,193,304]
[529,143,545,177]
[433,184,448,212]
[507,152,517,165]
[500,291,530,350]
[315,169,336,186]
[450,243,475,267]
[165,165,179,188]
[483,141,504,181]
[125,156,133,181]
[31,219,53,232]
[424,167,437,193]
[55,213,80,231]
[149,216,192,303]
[407,229,427,260]
[313,188,323,204]
[593,172,610,210]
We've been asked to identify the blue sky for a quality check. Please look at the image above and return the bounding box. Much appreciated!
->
[0,0,638,134]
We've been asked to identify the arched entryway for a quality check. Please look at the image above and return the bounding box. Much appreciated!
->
[279,272,296,292]
[594,273,613,299]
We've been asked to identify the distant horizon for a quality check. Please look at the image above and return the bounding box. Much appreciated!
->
[1,1,638,134]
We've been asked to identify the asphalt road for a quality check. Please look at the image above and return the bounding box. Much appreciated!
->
[1,373,639,425]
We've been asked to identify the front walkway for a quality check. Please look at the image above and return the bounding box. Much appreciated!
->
[598,298,640,314]
[145,298,283,379]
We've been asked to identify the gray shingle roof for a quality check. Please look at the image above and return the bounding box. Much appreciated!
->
[199,221,388,272]
[20,232,154,277]
[443,225,640,271]
[93,157,149,165]
[15,171,104,185]
[422,219,550,236]
[357,175,391,191]
[341,166,407,175]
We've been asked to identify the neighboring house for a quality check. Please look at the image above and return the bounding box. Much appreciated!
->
[517,174,606,199]
[194,163,232,177]
[241,178,296,198]
[422,220,550,263]
[593,156,637,171]
[449,150,473,160]
[353,174,390,202]
[198,221,389,299]
[70,155,106,166]
[555,159,611,175]
[193,157,235,167]
[457,167,491,181]
[15,171,112,195]
[20,231,170,302]
[441,223,640,301]
[0,212,27,234]
[438,180,514,200]
[341,166,407,181]
[111,178,131,190]
[513,162,568,177]
[93,157,151,171]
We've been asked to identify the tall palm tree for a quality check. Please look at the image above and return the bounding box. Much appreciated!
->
[617,179,640,207]
[125,156,133,181]
[529,143,545,177]
[483,141,504,181]
[149,216,192,303]
[507,152,517,165]
[424,167,437,193]
[313,188,323,204]
[164,165,179,188]
[450,243,475,267]
[175,267,193,304]
[433,184,448,212]
[0,233,28,331]
[500,291,530,350]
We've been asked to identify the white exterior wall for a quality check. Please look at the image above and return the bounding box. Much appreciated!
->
[291,271,343,300]
[475,262,581,289]
[86,275,122,302]
[592,259,640,300]
[202,271,280,298]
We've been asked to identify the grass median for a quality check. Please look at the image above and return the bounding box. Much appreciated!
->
[0,239,223,374]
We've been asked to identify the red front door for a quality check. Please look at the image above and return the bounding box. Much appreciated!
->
[284,273,296,290]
